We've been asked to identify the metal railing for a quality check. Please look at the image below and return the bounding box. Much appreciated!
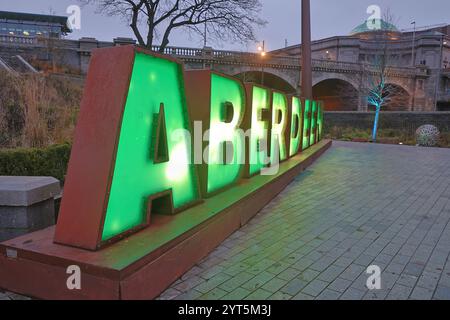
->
[0,56,14,73]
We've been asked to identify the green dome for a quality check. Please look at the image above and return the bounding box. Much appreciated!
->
[351,19,399,35]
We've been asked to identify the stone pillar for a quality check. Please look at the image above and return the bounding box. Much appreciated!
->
[358,93,368,112]
[0,177,61,242]
[202,46,213,69]
[113,38,137,46]
[301,0,313,99]
[78,37,99,74]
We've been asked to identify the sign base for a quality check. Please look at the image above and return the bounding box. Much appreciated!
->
[0,140,332,300]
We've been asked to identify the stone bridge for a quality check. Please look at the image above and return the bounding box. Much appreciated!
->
[152,45,430,111]
[0,35,433,111]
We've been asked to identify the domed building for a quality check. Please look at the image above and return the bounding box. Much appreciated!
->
[271,21,450,112]
[350,19,401,39]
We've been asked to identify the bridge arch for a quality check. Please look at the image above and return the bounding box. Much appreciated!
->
[385,79,413,97]
[234,71,297,94]
[367,82,412,111]
[313,73,361,92]
[312,78,360,111]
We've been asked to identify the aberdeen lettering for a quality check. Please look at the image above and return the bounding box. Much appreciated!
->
[55,46,324,250]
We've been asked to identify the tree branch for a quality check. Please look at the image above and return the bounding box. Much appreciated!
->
[85,0,266,51]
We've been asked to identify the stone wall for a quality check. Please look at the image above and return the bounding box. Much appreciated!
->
[325,111,450,134]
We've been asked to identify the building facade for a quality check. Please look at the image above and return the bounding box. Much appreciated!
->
[0,12,449,112]
[272,21,450,111]
[0,11,71,38]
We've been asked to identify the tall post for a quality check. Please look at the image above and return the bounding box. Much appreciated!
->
[434,34,444,110]
[411,21,416,67]
[301,0,313,99]
[262,40,265,86]
[203,22,207,47]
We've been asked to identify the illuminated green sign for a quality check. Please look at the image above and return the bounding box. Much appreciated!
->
[249,86,271,176]
[302,99,312,150]
[310,100,318,146]
[55,46,325,250]
[289,97,303,157]
[102,52,200,241]
[270,92,289,163]
[207,74,245,194]
[317,101,324,141]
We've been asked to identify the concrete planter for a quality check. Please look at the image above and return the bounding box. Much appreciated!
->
[0,176,60,242]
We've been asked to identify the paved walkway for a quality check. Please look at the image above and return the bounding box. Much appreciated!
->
[158,141,450,300]
[2,141,450,300]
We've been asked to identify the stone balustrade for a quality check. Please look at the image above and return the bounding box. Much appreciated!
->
[0,34,424,79]
[0,34,37,45]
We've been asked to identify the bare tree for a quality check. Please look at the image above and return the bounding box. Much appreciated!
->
[364,10,408,141]
[81,0,266,52]
[337,9,407,141]
[365,54,392,141]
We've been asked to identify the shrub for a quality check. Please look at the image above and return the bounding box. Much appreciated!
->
[324,125,450,148]
[0,143,71,182]
[0,70,82,148]
[439,132,450,148]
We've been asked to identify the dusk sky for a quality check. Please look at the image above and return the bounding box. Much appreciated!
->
[0,0,449,51]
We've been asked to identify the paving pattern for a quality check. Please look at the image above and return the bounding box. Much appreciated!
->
[157,141,450,300]
[2,141,450,300]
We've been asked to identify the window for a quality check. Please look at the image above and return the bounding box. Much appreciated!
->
[0,22,8,33]
[418,79,424,90]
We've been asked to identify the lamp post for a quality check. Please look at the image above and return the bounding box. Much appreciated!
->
[301,0,313,99]
[258,41,266,86]
[203,21,207,47]
[434,33,445,110]
[411,21,416,67]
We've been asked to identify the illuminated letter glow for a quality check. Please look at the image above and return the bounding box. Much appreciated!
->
[249,86,271,176]
[302,99,312,150]
[270,92,288,163]
[310,100,318,146]
[102,53,199,241]
[289,96,303,157]
[207,74,245,194]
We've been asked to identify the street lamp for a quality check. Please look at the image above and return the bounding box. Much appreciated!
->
[434,32,446,110]
[257,40,266,55]
[203,21,207,47]
[411,21,416,67]
[258,41,266,85]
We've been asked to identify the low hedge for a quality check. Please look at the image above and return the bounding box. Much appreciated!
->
[0,143,71,183]
[324,126,450,148]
